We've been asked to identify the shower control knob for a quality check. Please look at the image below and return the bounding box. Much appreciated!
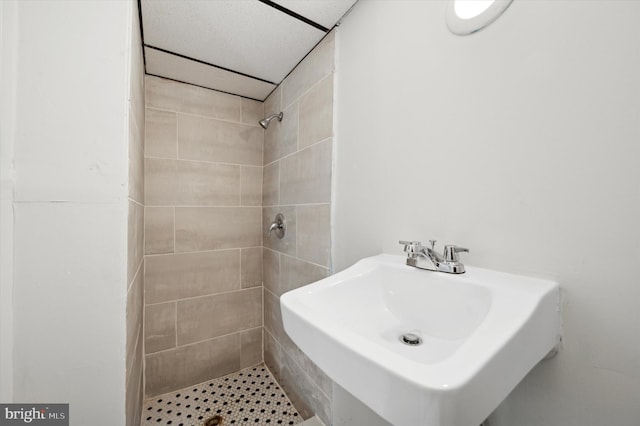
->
[267,213,286,239]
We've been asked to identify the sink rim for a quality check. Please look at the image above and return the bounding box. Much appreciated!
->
[281,253,561,390]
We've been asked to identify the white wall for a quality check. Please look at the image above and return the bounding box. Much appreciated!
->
[0,0,18,403]
[7,1,136,424]
[333,1,640,425]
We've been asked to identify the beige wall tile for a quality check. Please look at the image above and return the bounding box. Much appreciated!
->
[264,329,283,379]
[144,302,176,354]
[280,350,332,424]
[126,267,143,372]
[280,254,328,296]
[240,328,263,369]
[177,288,262,345]
[145,250,240,304]
[263,289,296,354]
[145,333,240,397]
[128,55,143,384]
[178,114,263,166]
[282,31,335,108]
[241,98,264,126]
[145,108,177,159]
[129,109,144,204]
[299,76,333,150]
[265,286,334,400]
[264,102,298,165]
[127,200,144,286]
[241,166,262,206]
[264,289,332,401]
[297,351,333,401]
[280,139,332,205]
[297,204,331,267]
[262,248,280,296]
[145,207,174,255]
[145,158,240,206]
[264,86,282,118]
[260,28,336,425]
[125,331,143,426]
[146,75,241,121]
[175,207,262,252]
[241,247,262,289]
[262,162,280,207]
[263,289,281,343]
[263,206,296,256]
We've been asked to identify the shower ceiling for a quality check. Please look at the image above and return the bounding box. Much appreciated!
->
[139,0,358,101]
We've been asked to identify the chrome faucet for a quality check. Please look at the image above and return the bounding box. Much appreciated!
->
[399,240,469,274]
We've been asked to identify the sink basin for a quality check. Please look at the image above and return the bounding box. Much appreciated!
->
[280,254,561,426]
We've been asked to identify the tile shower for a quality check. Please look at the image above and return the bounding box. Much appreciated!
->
[143,75,264,397]
[262,33,336,424]
[141,32,336,425]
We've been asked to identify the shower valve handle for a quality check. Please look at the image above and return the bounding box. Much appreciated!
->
[267,222,281,236]
[267,213,286,239]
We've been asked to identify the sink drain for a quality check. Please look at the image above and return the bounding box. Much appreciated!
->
[400,333,422,346]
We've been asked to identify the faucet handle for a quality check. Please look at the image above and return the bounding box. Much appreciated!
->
[399,240,421,253]
[443,245,469,262]
[428,240,437,250]
[399,240,423,246]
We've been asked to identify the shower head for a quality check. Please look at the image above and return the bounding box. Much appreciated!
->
[259,112,283,129]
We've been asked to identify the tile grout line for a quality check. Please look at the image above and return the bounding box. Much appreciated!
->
[263,136,333,169]
[294,207,298,258]
[127,256,144,294]
[147,325,264,357]
[145,285,260,308]
[277,252,281,302]
[263,202,331,208]
[296,87,301,152]
[276,158,281,207]
[145,154,263,169]
[280,251,330,271]
[260,85,266,375]
[262,244,329,270]
[146,246,263,258]
[145,106,262,128]
[174,300,178,348]
[129,197,144,209]
[175,104,179,160]
[239,165,243,206]
[282,71,334,112]
[238,247,243,292]
[172,206,176,254]
[149,204,263,209]
[126,325,143,386]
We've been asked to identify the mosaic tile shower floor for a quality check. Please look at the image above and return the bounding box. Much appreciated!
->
[142,364,302,426]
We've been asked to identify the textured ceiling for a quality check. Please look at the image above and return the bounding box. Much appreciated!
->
[140,0,358,101]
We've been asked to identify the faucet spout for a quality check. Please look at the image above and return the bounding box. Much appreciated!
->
[399,240,467,274]
[399,240,439,271]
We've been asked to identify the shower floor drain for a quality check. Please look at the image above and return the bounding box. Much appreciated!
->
[142,364,302,425]
[203,415,223,426]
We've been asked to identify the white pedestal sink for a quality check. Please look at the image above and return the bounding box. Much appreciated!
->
[280,254,561,426]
